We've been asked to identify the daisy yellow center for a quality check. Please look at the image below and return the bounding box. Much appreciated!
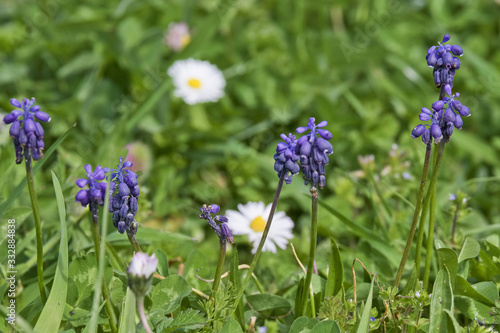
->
[250,216,266,232]
[180,35,191,48]
[188,78,202,89]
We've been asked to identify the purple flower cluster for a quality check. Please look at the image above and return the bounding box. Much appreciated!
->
[411,84,470,144]
[3,98,50,164]
[106,157,140,235]
[75,165,111,209]
[274,133,300,185]
[199,204,233,244]
[295,118,334,188]
[426,34,463,88]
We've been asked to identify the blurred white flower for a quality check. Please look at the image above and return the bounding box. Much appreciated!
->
[128,252,158,278]
[168,58,226,105]
[164,22,191,52]
[226,201,294,254]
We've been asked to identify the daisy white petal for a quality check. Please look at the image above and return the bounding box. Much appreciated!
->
[167,58,226,105]
[226,201,294,254]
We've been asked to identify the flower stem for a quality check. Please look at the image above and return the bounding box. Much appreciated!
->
[211,238,227,298]
[393,143,432,289]
[423,141,446,290]
[231,173,285,316]
[24,150,47,304]
[415,146,437,278]
[90,211,118,333]
[451,201,459,245]
[137,295,152,333]
[127,233,142,253]
[298,187,319,317]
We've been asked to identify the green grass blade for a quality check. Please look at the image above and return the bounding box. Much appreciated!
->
[356,278,375,333]
[0,123,75,218]
[319,200,399,267]
[118,287,136,333]
[33,172,69,333]
[0,305,34,333]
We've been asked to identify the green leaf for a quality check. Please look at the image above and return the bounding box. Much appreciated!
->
[33,172,69,333]
[429,266,453,333]
[158,309,206,332]
[472,281,499,303]
[154,249,169,277]
[229,246,245,329]
[325,238,343,298]
[455,296,495,324]
[290,316,320,333]
[118,287,136,333]
[219,319,243,333]
[436,248,458,285]
[454,277,495,306]
[458,237,480,263]
[356,278,375,333]
[479,240,500,274]
[151,275,192,313]
[310,319,341,333]
[246,294,292,317]
[442,309,461,333]
[68,252,113,303]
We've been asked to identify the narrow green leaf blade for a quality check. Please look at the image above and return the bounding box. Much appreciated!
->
[325,237,343,298]
[33,172,69,333]
[356,278,375,333]
[429,266,453,333]
[118,287,136,333]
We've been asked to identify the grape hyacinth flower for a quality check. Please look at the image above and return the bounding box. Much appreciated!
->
[274,133,300,184]
[426,34,463,88]
[3,98,50,164]
[295,117,334,189]
[200,204,232,298]
[199,204,233,244]
[411,84,470,144]
[75,165,111,216]
[106,157,141,235]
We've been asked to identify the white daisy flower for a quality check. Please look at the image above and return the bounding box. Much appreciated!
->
[226,201,294,254]
[167,58,226,105]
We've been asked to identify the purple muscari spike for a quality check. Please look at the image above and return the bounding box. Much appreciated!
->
[4,97,50,164]
[106,157,141,235]
[273,133,300,184]
[294,118,333,189]
[75,164,108,216]
[411,90,471,144]
[199,204,232,243]
[426,34,463,88]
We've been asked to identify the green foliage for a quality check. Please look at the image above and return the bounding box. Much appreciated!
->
[2,0,500,332]
[198,281,238,332]
[318,295,353,331]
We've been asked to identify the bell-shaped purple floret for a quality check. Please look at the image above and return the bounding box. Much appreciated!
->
[411,124,425,139]
[430,124,442,143]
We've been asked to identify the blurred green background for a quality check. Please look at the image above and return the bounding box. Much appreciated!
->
[1,0,500,290]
